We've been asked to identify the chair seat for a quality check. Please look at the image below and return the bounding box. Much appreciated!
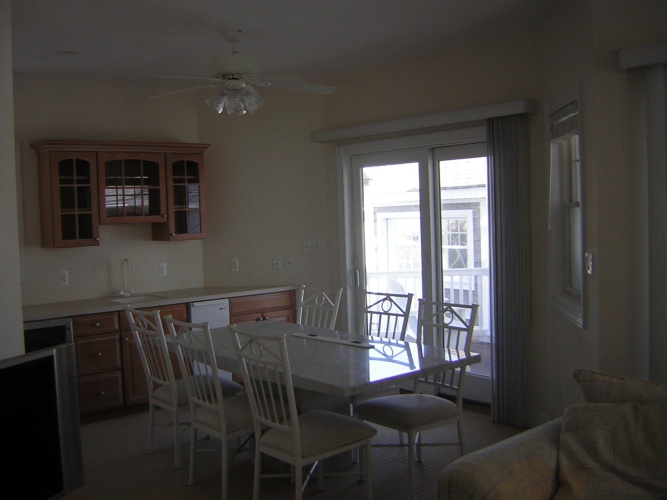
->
[193,393,254,434]
[355,393,459,431]
[260,409,377,459]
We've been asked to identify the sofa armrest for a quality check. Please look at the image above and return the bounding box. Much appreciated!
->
[438,417,562,500]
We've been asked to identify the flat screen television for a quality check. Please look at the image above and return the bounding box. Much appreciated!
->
[0,343,84,498]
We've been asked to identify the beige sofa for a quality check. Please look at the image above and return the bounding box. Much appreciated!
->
[438,370,667,499]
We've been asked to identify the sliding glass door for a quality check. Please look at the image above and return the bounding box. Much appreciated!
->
[344,131,491,402]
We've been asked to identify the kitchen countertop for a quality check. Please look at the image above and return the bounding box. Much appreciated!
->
[22,285,299,322]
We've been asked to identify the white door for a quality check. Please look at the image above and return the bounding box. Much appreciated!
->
[347,139,492,403]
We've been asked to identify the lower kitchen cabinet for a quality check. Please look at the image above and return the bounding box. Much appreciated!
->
[73,312,123,414]
[68,291,296,417]
[73,304,187,414]
[229,290,296,324]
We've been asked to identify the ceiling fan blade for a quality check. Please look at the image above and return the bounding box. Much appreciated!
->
[246,74,335,95]
[147,83,218,99]
[147,74,220,83]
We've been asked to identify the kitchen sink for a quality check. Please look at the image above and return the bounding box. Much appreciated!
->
[109,295,166,304]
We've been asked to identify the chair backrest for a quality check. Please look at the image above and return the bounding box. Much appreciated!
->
[125,307,177,395]
[416,299,478,404]
[230,328,301,454]
[296,285,343,330]
[360,290,414,340]
[165,317,226,419]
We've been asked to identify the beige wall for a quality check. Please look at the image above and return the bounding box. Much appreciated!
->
[6,0,667,420]
[196,88,338,289]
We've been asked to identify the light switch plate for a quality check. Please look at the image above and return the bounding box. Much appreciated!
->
[585,252,594,275]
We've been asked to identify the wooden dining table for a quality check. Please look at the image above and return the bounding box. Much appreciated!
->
[210,320,481,399]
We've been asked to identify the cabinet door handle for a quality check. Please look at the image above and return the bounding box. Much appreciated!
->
[95,322,101,327]
[96,352,103,357]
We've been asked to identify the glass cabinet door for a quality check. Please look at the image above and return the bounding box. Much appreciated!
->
[98,152,166,224]
[153,153,206,240]
[49,151,100,247]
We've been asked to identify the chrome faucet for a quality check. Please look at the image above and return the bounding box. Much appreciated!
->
[120,258,132,297]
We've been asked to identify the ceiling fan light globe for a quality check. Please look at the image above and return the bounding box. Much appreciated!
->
[225,96,246,115]
[205,94,227,114]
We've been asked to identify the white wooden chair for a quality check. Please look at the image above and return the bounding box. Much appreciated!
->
[231,326,377,500]
[296,285,343,330]
[125,306,190,469]
[165,316,253,499]
[355,299,478,500]
[360,290,414,339]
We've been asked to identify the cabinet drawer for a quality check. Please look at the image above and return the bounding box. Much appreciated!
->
[78,371,124,413]
[231,309,293,324]
[229,291,295,317]
[75,333,122,375]
[73,312,120,337]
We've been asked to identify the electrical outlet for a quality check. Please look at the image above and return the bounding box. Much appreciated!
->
[60,270,69,285]
[285,257,293,270]
[159,262,167,277]
[272,257,283,271]
[231,257,239,272]
[303,240,326,253]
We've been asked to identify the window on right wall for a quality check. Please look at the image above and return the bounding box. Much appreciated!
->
[548,100,585,327]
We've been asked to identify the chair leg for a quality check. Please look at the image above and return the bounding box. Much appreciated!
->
[173,409,181,469]
[457,420,465,456]
[221,438,229,500]
[188,427,197,486]
[407,432,416,500]
[416,431,423,463]
[252,447,261,500]
[365,440,373,500]
[295,461,303,500]
[148,403,155,453]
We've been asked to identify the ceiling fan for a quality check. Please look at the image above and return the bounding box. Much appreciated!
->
[152,30,336,116]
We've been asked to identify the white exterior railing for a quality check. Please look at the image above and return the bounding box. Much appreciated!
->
[367,267,490,342]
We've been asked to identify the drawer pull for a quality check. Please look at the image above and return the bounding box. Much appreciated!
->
[97,352,103,357]
[95,322,101,327]
[99,391,105,396]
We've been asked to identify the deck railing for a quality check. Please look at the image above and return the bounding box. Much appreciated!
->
[367,267,490,342]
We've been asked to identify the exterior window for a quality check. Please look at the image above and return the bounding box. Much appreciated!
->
[549,100,584,325]
[443,216,471,269]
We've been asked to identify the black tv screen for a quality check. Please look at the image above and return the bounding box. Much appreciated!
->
[0,343,84,498]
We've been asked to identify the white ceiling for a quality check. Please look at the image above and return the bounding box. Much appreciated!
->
[12,0,557,87]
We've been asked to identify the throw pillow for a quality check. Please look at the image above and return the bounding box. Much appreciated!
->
[573,369,667,403]
[554,401,667,499]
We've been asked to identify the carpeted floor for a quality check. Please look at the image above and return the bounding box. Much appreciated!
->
[63,406,519,499]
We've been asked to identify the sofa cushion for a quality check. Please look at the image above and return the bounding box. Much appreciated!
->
[573,369,667,403]
[554,401,667,499]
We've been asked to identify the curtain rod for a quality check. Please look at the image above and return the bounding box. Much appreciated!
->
[314,99,536,143]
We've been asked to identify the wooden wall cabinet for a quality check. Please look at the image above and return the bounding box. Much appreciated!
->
[98,151,166,224]
[151,153,207,241]
[32,141,210,247]
[229,290,296,324]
